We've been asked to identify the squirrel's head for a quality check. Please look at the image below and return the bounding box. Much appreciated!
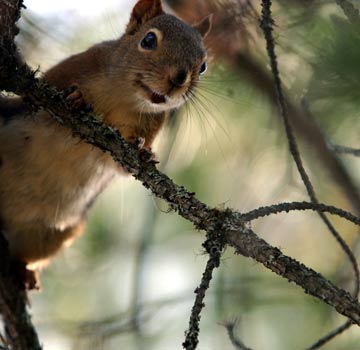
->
[117,0,211,113]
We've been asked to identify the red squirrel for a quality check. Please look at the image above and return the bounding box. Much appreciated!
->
[0,0,211,289]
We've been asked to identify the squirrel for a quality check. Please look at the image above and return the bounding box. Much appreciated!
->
[0,0,211,289]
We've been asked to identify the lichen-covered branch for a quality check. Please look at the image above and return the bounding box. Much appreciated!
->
[0,0,28,92]
[183,226,226,350]
[0,2,43,349]
[242,201,360,225]
[228,225,359,319]
[0,236,42,350]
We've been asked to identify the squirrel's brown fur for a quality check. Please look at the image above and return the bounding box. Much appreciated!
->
[0,0,211,288]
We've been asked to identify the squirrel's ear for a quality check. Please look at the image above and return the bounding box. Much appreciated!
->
[126,0,164,34]
[193,14,213,38]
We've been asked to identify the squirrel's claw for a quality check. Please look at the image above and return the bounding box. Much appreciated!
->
[66,84,91,112]
[134,137,146,150]
[130,137,158,164]
[139,148,159,164]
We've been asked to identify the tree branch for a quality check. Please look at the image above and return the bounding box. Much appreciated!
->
[306,319,352,350]
[242,201,360,226]
[183,227,226,350]
[0,235,42,350]
[332,144,360,158]
[0,2,43,349]
[224,225,360,323]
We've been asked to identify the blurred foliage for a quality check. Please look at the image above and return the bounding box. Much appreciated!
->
[308,18,360,111]
[8,0,360,349]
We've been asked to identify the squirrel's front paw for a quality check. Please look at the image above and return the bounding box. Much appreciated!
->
[129,137,158,164]
[66,84,93,112]
[138,148,159,164]
[133,136,145,150]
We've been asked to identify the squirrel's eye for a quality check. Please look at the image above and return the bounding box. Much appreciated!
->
[141,32,157,50]
[200,62,207,74]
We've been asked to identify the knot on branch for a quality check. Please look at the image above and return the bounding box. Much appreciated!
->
[202,229,224,263]
[203,209,232,259]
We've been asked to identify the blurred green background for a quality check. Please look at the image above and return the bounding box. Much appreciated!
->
[13,0,360,349]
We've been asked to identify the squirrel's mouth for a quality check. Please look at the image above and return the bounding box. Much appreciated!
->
[150,92,166,104]
[137,81,167,104]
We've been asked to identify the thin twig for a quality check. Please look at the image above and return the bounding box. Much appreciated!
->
[183,227,226,350]
[183,256,220,350]
[332,144,360,158]
[224,320,253,350]
[242,201,360,226]
[306,319,352,350]
[260,2,359,347]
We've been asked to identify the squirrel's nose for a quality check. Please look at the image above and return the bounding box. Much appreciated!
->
[170,69,188,87]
